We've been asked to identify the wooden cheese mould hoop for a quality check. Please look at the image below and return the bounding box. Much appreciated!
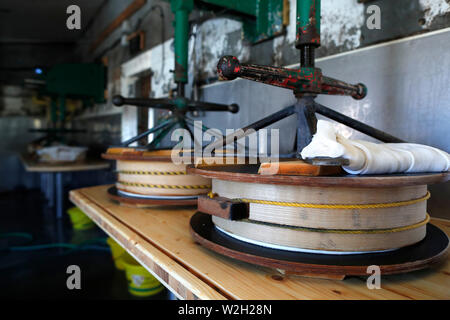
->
[102,148,240,163]
[187,164,450,188]
[211,215,428,252]
[102,147,183,162]
[188,165,449,252]
[102,148,211,198]
[106,186,198,207]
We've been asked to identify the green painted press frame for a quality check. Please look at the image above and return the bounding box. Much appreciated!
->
[170,0,286,88]
[215,0,404,157]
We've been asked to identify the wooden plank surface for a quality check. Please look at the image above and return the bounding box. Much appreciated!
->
[21,155,110,172]
[70,185,450,300]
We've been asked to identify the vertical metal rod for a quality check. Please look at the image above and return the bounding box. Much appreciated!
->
[56,216,65,253]
[297,0,320,69]
[300,45,315,67]
[56,172,63,219]
[40,173,45,198]
[182,120,200,148]
[48,173,55,208]
[171,0,193,85]
[295,97,317,153]
[177,82,185,98]
[296,0,321,48]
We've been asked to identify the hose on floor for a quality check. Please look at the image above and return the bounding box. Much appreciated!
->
[0,233,110,253]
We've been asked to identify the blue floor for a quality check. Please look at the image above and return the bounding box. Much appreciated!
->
[0,188,170,300]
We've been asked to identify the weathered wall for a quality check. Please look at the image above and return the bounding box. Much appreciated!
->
[74,0,450,117]
[188,0,450,82]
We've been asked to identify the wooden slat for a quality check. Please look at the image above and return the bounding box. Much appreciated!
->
[70,185,450,300]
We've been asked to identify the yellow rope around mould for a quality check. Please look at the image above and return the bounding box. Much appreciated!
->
[118,181,210,190]
[242,214,430,234]
[118,170,186,175]
[207,191,431,210]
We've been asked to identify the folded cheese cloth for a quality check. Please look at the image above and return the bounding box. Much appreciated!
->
[301,120,450,175]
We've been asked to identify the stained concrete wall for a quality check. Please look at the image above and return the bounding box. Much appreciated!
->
[73,0,450,117]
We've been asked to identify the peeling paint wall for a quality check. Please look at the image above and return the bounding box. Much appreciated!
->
[74,0,450,108]
[284,0,365,51]
[101,0,450,98]
[191,18,250,83]
[420,0,450,27]
[321,0,365,51]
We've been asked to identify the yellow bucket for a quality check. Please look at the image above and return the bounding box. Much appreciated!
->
[106,237,127,270]
[122,255,164,297]
[67,207,95,230]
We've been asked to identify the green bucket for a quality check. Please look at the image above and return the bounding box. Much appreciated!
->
[106,237,127,270]
[122,255,164,297]
[67,207,95,230]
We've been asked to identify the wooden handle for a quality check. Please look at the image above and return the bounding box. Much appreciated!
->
[198,195,249,220]
[259,160,343,176]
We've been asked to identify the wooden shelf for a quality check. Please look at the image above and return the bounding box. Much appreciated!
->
[70,185,450,300]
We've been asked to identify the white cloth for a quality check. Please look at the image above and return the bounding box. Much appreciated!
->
[300,120,450,175]
[36,146,87,162]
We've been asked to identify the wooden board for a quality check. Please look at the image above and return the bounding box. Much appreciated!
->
[70,185,450,300]
[259,160,343,176]
[188,164,450,188]
[21,155,109,173]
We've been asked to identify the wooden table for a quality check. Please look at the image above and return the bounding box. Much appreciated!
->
[21,155,109,218]
[21,156,110,173]
[70,185,450,300]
